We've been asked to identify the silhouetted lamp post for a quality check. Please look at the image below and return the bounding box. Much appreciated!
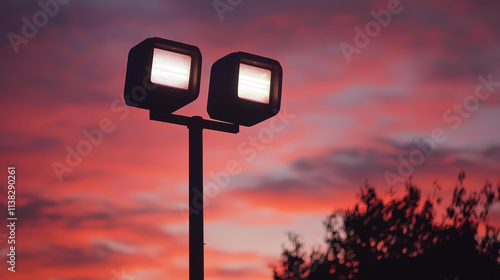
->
[124,37,283,280]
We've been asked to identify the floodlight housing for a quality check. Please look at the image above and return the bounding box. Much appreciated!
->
[207,52,282,126]
[124,37,202,113]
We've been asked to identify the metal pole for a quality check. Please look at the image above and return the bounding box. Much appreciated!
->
[188,116,204,280]
[149,112,238,279]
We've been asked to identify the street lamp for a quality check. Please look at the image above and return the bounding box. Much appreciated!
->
[207,52,283,126]
[124,37,202,113]
[123,38,283,280]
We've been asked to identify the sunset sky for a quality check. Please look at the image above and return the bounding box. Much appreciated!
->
[1,0,500,279]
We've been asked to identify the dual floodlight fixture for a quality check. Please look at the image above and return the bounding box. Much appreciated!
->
[124,37,282,127]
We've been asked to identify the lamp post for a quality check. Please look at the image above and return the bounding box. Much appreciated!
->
[124,37,283,280]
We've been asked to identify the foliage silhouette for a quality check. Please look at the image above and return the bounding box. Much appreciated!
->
[272,172,500,280]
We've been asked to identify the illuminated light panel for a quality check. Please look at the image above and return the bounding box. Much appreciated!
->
[238,63,271,104]
[151,48,192,90]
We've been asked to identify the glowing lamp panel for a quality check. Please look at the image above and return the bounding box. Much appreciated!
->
[150,48,191,90]
[238,63,271,104]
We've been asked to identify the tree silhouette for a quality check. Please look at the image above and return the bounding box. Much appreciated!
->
[272,172,500,280]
